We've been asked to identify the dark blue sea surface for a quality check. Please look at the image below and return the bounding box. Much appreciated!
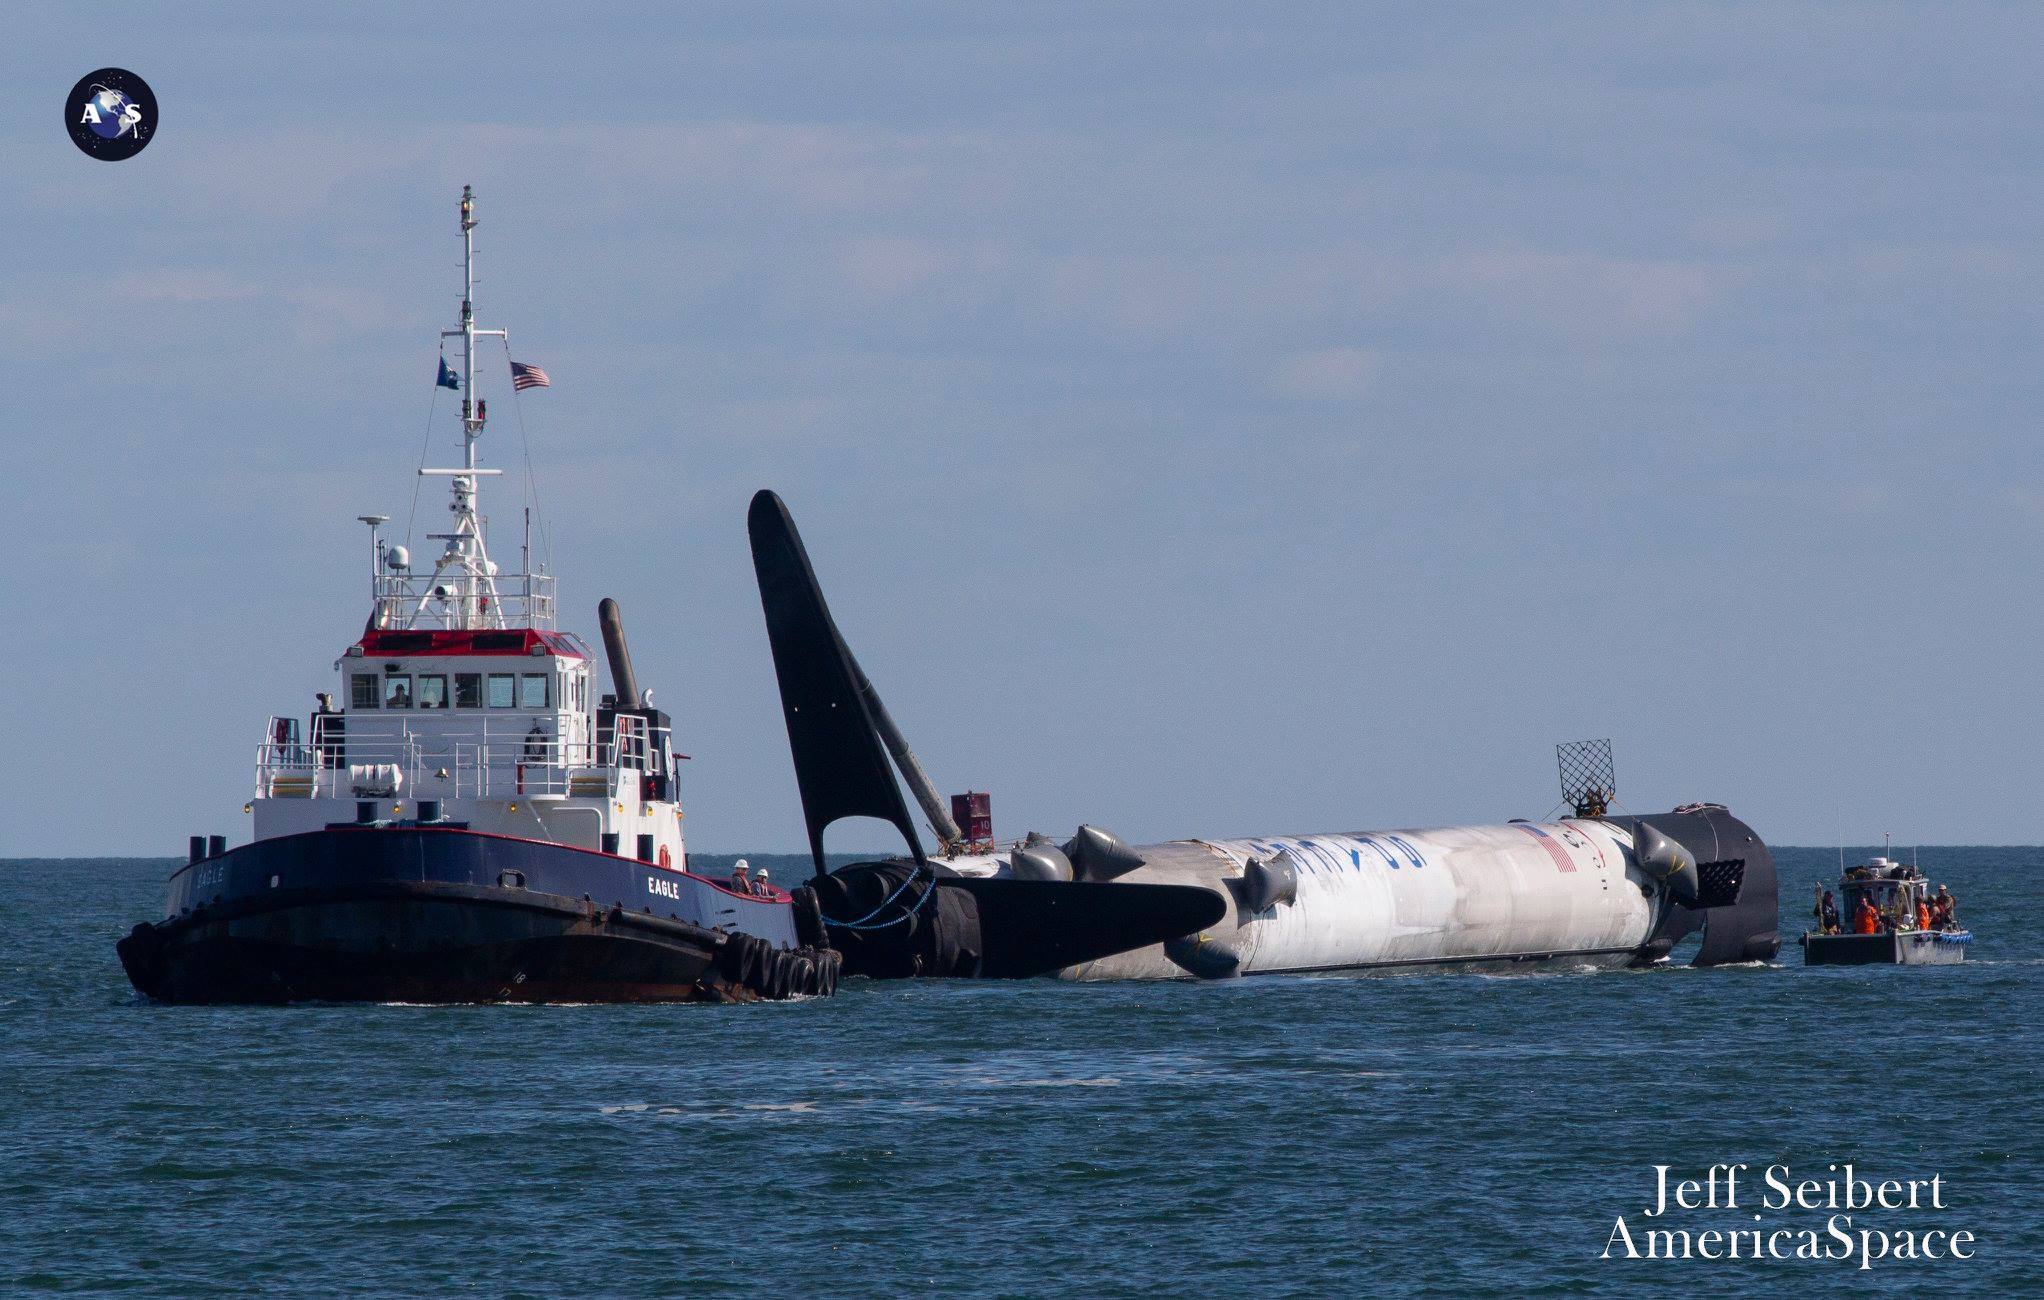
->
[1,848,2036,1295]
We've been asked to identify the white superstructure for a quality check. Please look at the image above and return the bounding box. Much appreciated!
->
[248,186,686,866]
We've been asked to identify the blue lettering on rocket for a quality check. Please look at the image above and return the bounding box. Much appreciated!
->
[1358,837,1401,870]
[1385,835,1425,869]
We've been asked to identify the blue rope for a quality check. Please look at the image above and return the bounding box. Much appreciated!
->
[822,866,937,931]
[830,865,925,926]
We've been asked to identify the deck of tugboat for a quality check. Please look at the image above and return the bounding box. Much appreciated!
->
[253,714,684,851]
[258,712,656,800]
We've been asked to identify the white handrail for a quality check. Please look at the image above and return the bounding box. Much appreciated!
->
[257,710,631,800]
[368,569,555,630]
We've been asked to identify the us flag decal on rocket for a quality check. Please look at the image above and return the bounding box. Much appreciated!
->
[1514,823,1579,872]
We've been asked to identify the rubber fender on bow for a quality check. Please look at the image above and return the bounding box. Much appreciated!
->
[789,885,830,950]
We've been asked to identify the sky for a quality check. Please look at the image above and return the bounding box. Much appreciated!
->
[4,4,2042,856]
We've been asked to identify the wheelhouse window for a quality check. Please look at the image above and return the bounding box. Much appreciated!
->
[519,673,549,709]
[416,674,448,709]
[350,674,380,709]
[454,673,482,709]
[487,674,516,708]
[383,674,413,709]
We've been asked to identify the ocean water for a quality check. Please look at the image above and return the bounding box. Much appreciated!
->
[1,847,2036,1296]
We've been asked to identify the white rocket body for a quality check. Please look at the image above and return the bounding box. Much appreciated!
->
[945,818,1682,979]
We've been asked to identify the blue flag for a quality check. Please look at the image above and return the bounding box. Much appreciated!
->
[437,357,460,391]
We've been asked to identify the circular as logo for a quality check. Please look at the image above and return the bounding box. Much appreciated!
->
[66,68,156,161]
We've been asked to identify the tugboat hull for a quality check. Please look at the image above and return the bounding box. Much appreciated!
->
[119,827,838,1003]
[1802,930,1967,966]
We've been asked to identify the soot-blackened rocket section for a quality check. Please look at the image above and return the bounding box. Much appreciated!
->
[747,489,1226,978]
[748,490,927,874]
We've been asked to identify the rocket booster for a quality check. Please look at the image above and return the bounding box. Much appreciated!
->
[1062,812,1770,978]
[746,490,1781,981]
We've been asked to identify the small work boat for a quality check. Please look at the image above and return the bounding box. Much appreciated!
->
[1802,855,1968,966]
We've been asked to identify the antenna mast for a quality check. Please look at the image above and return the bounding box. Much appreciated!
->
[461,185,479,475]
[419,184,509,629]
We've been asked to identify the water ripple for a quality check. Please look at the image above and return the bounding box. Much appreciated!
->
[0,849,2035,1294]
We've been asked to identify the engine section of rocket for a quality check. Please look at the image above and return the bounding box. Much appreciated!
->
[746,489,1781,981]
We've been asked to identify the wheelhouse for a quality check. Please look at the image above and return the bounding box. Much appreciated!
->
[259,629,678,805]
[1839,858,1930,931]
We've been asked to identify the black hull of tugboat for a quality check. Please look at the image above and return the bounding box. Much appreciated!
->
[117,828,839,1004]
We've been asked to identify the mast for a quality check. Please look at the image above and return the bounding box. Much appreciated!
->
[462,185,478,476]
[422,184,508,630]
[357,186,554,633]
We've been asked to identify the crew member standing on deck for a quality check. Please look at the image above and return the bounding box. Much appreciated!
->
[314,693,343,768]
[1854,895,1879,935]
[1818,890,1840,935]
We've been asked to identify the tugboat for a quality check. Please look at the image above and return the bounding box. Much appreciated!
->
[117,187,838,1003]
[1802,853,1969,967]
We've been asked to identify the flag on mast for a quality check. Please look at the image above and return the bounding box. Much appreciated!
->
[436,356,461,390]
[510,361,551,390]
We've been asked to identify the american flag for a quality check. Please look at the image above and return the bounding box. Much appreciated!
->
[1515,823,1578,873]
[510,361,551,391]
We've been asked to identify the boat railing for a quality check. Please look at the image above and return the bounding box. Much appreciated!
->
[449,736,611,799]
[256,711,650,801]
[600,714,652,772]
[368,569,555,631]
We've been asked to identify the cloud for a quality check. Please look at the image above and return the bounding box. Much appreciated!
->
[112,269,265,303]
[832,236,1017,305]
[1430,245,1729,337]
[1271,346,1380,401]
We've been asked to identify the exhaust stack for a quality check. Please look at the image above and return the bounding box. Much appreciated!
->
[598,597,646,707]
